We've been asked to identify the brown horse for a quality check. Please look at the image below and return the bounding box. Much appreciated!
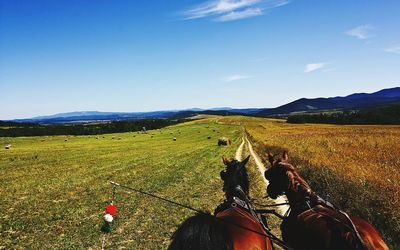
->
[264,151,389,250]
[169,156,274,250]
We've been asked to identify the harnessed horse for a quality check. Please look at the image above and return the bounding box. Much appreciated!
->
[169,156,283,250]
[264,151,389,250]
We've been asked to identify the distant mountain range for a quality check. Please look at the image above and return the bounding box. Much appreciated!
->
[256,87,400,116]
[10,87,400,124]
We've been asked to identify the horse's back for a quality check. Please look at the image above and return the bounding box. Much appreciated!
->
[351,216,389,250]
[217,207,272,250]
[286,205,389,250]
[169,213,232,250]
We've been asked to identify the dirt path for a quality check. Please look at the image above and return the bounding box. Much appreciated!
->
[235,136,289,216]
[235,138,245,161]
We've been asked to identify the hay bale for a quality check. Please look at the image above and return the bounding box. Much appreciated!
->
[207,136,211,139]
[173,137,177,141]
[5,144,11,149]
[217,137,231,146]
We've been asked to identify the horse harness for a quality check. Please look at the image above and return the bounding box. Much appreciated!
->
[215,186,293,250]
[288,188,367,249]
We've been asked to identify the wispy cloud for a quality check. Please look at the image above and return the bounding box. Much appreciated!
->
[222,74,252,82]
[385,45,400,54]
[304,63,325,73]
[346,25,373,40]
[180,0,290,22]
[216,7,263,21]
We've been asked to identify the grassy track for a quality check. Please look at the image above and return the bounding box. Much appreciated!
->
[219,116,400,249]
[0,121,243,249]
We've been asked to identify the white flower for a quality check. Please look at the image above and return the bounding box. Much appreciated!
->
[104,214,113,223]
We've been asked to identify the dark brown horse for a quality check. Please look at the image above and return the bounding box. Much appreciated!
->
[264,151,389,250]
[169,156,274,250]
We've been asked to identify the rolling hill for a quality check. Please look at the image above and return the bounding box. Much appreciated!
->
[7,87,400,123]
[255,87,400,116]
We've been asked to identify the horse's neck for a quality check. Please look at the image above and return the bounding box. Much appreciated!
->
[286,186,316,211]
[226,186,248,201]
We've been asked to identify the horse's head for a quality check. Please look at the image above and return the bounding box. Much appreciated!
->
[264,151,311,199]
[220,155,250,200]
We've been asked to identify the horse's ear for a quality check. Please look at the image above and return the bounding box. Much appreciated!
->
[267,152,275,166]
[242,155,250,166]
[220,170,226,180]
[282,151,289,162]
[222,156,230,165]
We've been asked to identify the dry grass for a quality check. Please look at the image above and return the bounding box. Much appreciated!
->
[218,116,400,248]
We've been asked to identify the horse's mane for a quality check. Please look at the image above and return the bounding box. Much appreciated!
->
[279,162,312,195]
[168,213,233,250]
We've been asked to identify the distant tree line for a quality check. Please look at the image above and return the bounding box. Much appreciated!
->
[287,104,400,125]
[0,121,41,127]
[0,119,182,137]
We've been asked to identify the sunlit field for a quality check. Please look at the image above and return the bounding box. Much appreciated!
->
[1,116,399,249]
[219,116,400,248]
[0,121,247,249]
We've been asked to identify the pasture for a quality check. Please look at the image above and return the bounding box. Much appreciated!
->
[0,120,277,249]
[1,116,399,249]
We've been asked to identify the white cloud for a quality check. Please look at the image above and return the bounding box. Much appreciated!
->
[216,7,263,21]
[305,63,325,73]
[346,25,373,40]
[222,74,252,82]
[180,0,290,22]
[385,45,400,54]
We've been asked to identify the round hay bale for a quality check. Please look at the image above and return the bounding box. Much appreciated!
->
[5,144,11,149]
[173,137,177,141]
[217,137,230,146]
[207,136,211,139]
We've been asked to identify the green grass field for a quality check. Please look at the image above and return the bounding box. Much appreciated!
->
[1,116,398,249]
[1,119,279,249]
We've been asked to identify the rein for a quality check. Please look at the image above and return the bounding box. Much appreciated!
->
[109,181,293,250]
[284,184,367,249]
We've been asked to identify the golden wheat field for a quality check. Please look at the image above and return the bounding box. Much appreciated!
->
[218,116,400,248]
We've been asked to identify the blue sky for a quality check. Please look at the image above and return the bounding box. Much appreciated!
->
[1,0,399,119]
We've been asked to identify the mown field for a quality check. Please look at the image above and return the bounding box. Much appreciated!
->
[219,116,400,249]
[1,118,280,249]
[1,116,399,249]
[0,121,242,249]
